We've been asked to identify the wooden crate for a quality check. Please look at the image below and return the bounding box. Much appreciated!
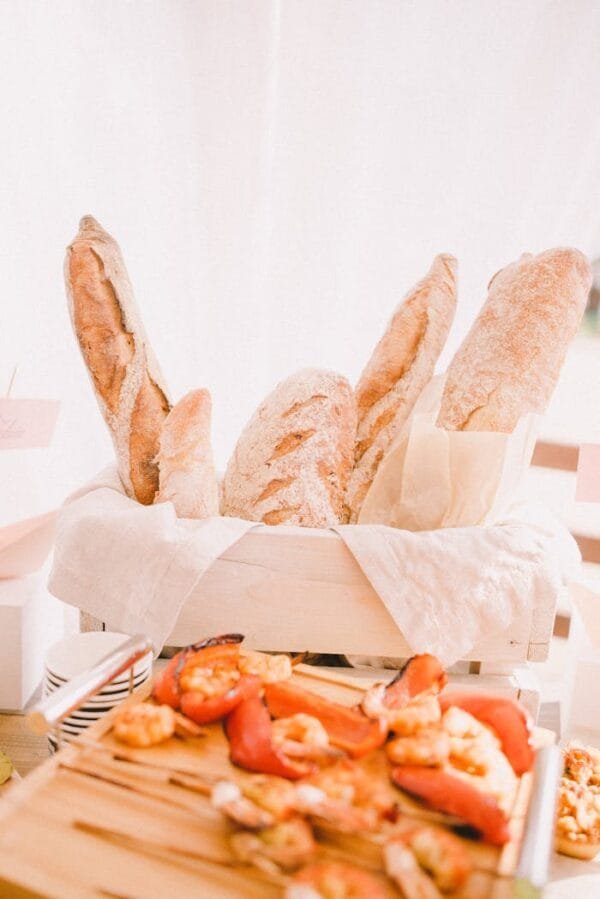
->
[0,666,549,899]
[167,525,556,664]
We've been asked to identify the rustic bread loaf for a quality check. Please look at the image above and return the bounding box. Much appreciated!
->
[222,369,356,527]
[155,389,219,519]
[346,254,457,522]
[65,216,170,504]
[437,247,592,432]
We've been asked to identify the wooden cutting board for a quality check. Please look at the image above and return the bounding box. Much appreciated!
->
[0,665,548,898]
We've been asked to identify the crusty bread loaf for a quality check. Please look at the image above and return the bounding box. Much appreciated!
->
[222,369,356,527]
[65,216,170,504]
[346,254,457,522]
[155,389,219,519]
[437,248,592,432]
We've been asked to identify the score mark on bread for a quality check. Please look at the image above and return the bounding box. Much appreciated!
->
[222,369,356,528]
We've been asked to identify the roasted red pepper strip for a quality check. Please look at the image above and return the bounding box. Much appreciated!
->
[439,692,534,775]
[226,694,313,780]
[392,766,511,846]
[153,634,244,709]
[180,674,261,725]
[383,654,448,709]
[264,681,387,758]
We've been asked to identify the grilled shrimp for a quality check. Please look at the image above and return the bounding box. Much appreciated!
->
[113,704,176,748]
[287,861,389,898]
[239,651,293,684]
[363,687,441,736]
[441,706,500,747]
[388,824,472,893]
[383,839,443,899]
[178,662,241,697]
[386,728,450,767]
[295,760,395,832]
[230,816,316,873]
[272,714,342,764]
[211,775,298,828]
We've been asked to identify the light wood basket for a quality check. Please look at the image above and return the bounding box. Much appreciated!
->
[165,524,557,665]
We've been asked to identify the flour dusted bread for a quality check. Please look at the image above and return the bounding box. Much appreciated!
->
[437,248,592,432]
[346,254,457,522]
[155,389,219,519]
[65,216,170,504]
[222,369,356,527]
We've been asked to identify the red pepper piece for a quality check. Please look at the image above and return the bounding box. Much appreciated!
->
[392,766,511,846]
[264,681,387,758]
[383,654,448,709]
[439,692,534,775]
[226,695,312,780]
[180,674,261,725]
[153,635,243,709]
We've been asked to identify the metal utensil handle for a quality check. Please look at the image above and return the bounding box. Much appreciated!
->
[513,744,561,897]
[28,634,154,735]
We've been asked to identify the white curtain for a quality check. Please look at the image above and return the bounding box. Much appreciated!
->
[1,0,600,519]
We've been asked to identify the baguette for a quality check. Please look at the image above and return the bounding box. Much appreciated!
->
[222,368,356,527]
[155,389,219,519]
[437,247,592,432]
[65,216,170,504]
[346,254,457,522]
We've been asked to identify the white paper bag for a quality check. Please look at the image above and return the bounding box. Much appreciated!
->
[359,376,542,530]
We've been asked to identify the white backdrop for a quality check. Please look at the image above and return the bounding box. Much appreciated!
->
[1,0,600,521]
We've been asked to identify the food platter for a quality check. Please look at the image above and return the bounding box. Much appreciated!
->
[0,639,556,899]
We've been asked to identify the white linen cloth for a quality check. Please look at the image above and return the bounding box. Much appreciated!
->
[336,501,579,666]
[49,466,579,664]
[49,467,255,653]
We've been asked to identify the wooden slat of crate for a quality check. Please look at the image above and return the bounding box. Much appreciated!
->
[169,526,549,662]
[0,665,549,898]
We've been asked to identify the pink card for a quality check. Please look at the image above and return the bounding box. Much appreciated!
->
[0,509,57,577]
[0,399,60,450]
[575,443,600,503]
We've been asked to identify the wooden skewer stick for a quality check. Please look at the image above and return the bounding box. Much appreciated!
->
[74,737,218,783]
[294,663,381,692]
[73,819,290,887]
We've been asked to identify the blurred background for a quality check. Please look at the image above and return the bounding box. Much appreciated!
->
[0,0,599,531]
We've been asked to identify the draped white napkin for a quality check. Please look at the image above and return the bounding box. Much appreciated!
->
[49,466,579,664]
[336,501,579,665]
[49,467,255,652]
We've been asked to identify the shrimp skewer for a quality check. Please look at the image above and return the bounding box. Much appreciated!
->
[439,691,534,775]
[239,651,293,684]
[230,817,316,874]
[386,824,471,893]
[383,841,443,899]
[297,760,397,833]
[361,655,447,730]
[287,861,389,898]
[212,776,298,829]
[272,714,343,765]
[386,729,450,767]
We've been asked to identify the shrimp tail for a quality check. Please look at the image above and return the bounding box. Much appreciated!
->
[384,655,448,709]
